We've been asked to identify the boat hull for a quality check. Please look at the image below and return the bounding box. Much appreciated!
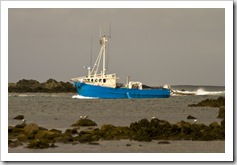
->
[74,82,170,99]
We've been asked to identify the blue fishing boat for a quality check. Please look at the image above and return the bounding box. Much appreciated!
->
[71,33,170,99]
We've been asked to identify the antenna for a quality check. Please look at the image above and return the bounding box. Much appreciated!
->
[106,21,111,71]
[108,21,112,38]
[90,37,93,67]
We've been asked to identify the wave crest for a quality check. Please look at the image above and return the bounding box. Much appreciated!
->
[171,88,225,96]
[72,95,98,99]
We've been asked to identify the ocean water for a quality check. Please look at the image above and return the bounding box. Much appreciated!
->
[8,86,225,153]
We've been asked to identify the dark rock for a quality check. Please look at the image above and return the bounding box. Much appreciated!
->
[17,133,28,142]
[50,129,62,134]
[150,118,160,124]
[88,142,100,145]
[65,128,78,135]
[77,133,95,143]
[23,123,40,137]
[11,127,25,134]
[39,127,48,131]
[100,124,131,140]
[27,139,50,149]
[8,126,14,133]
[126,144,131,146]
[10,79,41,93]
[130,118,156,141]
[55,134,74,144]
[100,124,116,131]
[221,119,225,128]
[188,96,225,107]
[9,78,75,93]
[17,79,40,87]
[15,123,27,128]
[159,119,171,127]
[71,118,97,127]
[158,141,170,144]
[35,130,61,142]
[138,118,150,127]
[209,122,220,129]
[13,115,24,120]
[176,121,192,136]
[187,115,197,119]
[217,106,225,118]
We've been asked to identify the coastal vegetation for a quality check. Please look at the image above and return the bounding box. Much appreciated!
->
[8,79,75,93]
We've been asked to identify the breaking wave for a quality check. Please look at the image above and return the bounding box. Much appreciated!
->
[195,89,225,95]
[171,88,225,96]
[72,95,98,99]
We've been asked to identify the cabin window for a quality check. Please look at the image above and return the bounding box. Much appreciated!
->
[95,79,98,82]
[103,79,106,83]
[99,79,102,82]
[91,79,93,82]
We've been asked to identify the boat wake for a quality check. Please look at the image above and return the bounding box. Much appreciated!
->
[171,88,225,96]
[72,95,98,99]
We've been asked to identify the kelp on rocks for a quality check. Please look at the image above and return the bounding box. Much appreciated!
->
[8,116,225,149]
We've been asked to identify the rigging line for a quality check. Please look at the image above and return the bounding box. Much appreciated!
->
[94,48,103,76]
[106,41,110,72]
[91,47,102,74]
[109,21,112,38]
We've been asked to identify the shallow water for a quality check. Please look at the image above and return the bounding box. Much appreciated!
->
[9,139,224,153]
[8,86,225,153]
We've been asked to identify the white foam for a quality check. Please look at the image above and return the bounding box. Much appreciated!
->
[195,89,225,96]
[171,88,225,96]
[72,95,98,99]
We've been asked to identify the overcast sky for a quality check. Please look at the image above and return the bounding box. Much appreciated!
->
[8,8,225,86]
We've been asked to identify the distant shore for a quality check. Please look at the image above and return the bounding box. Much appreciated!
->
[8,78,225,93]
[7,78,162,93]
[8,79,75,93]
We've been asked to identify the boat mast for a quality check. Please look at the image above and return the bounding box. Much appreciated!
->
[90,33,107,78]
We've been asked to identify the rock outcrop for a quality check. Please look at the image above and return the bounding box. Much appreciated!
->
[8,79,75,93]
[188,96,225,107]
[9,117,225,149]
[217,106,225,118]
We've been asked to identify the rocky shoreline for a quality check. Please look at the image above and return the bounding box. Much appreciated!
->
[188,96,225,107]
[9,97,225,149]
[9,117,225,149]
[8,79,75,93]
